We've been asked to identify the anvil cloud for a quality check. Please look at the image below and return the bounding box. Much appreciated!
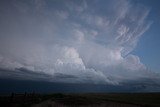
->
[0,0,158,84]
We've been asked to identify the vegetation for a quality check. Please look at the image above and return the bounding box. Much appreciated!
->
[0,93,160,107]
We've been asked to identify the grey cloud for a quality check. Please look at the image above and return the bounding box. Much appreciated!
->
[0,0,158,84]
[0,67,51,81]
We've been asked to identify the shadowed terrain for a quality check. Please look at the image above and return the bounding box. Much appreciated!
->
[1,93,160,107]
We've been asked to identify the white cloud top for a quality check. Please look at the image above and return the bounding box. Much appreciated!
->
[0,0,157,84]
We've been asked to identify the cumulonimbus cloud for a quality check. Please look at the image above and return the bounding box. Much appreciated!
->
[0,0,158,84]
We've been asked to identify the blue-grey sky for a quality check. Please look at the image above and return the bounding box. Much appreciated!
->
[132,0,160,72]
[0,0,160,85]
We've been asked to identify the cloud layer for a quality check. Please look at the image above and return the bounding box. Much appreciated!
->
[0,0,157,84]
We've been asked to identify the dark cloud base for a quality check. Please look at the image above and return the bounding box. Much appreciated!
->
[0,78,160,95]
[1,68,160,94]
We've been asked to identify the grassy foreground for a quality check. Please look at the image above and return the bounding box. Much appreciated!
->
[0,93,160,107]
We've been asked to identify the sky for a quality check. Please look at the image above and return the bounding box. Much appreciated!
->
[131,0,160,72]
[0,0,160,88]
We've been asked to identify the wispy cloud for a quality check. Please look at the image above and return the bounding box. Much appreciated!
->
[0,0,157,84]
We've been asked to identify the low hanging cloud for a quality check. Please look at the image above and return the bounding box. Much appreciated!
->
[0,0,158,84]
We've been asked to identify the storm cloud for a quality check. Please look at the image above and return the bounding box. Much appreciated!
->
[0,0,158,84]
